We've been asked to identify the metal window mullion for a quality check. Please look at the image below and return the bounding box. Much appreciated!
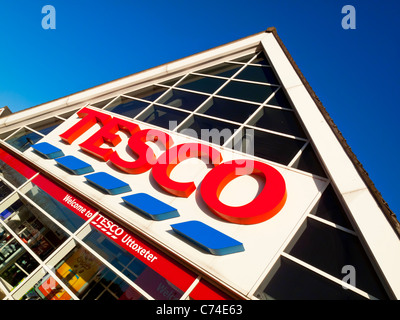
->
[223,61,247,66]
[41,263,80,300]
[54,115,67,122]
[213,93,276,107]
[0,173,40,216]
[131,96,162,122]
[119,94,156,105]
[241,122,309,142]
[14,189,74,238]
[0,184,19,209]
[287,141,310,167]
[247,185,330,299]
[8,239,80,300]
[156,84,214,102]
[152,85,211,99]
[172,61,250,134]
[0,237,14,252]
[0,218,50,278]
[220,83,279,149]
[307,213,357,236]
[264,103,294,112]
[221,85,288,149]
[211,60,252,97]
[0,277,11,299]
[96,96,121,110]
[73,211,100,239]
[225,77,281,88]
[190,72,232,81]
[7,264,45,300]
[180,275,201,300]
[151,102,194,116]
[23,126,45,138]
[280,252,377,300]
[246,62,271,67]
[15,172,40,191]
[72,236,155,300]
[1,127,26,141]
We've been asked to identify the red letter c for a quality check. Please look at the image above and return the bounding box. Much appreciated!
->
[152,143,222,198]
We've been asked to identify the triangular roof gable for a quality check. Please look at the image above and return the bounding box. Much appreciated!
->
[0,28,398,299]
[262,27,400,298]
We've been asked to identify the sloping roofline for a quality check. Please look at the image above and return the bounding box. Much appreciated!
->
[1,27,398,237]
[0,27,398,298]
[264,27,400,237]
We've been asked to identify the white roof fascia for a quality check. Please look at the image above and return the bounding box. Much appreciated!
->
[260,32,400,299]
[0,32,266,132]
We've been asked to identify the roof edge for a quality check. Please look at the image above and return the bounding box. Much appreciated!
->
[265,27,400,237]
[4,30,267,119]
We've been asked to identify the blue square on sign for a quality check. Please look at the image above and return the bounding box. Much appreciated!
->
[31,142,64,159]
[55,155,94,175]
[122,193,179,221]
[170,220,244,256]
[85,172,131,195]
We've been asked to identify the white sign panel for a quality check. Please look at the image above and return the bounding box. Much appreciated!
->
[24,107,328,294]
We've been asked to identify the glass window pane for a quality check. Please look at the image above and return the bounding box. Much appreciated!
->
[251,52,269,66]
[58,109,79,120]
[176,75,225,94]
[248,107,306,138]
[0,159,29,188]
[2,196,69,261]
[124,85,168,102]
[285,218,389,299]
[235,66,279,84]
[0,230,39,292]
[179,115,239,146]
[0,130,17,141]
[90,97,117,109]
[105,96,150,118]
[231,53,254,64]
[5,129,43,152]
[83,227,184,300]
[0,180,13,204]
[136,105,189,129]
[159,77,182,87]
[20,272,72,300]
[266,88,292,109]
[196,63,243,78]
[198,97,259,124]
[27,117,64,136]
[54,245,147,300]
[255,256,365,300]
[291,143,327,178]
[24,184,85,233]
[157,89,208,111]
[231,128,305,165]
[217,80,276,103]
[310,184,353,229]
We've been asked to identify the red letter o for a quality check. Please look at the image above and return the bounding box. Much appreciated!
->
[200,160,287,225]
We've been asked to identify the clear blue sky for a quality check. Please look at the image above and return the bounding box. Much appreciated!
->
[0,1,399,219]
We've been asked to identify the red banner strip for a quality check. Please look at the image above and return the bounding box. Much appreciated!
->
[190,278,231,300]
[89,212,197,293]
[32,173,197,293]
[0,148,37,179]
[32,174,96,221]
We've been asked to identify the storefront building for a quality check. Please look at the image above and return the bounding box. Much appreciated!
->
[0,28,398,300]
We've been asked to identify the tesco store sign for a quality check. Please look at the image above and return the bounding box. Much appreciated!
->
[59,107,287,226]
[26,107,327,292]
